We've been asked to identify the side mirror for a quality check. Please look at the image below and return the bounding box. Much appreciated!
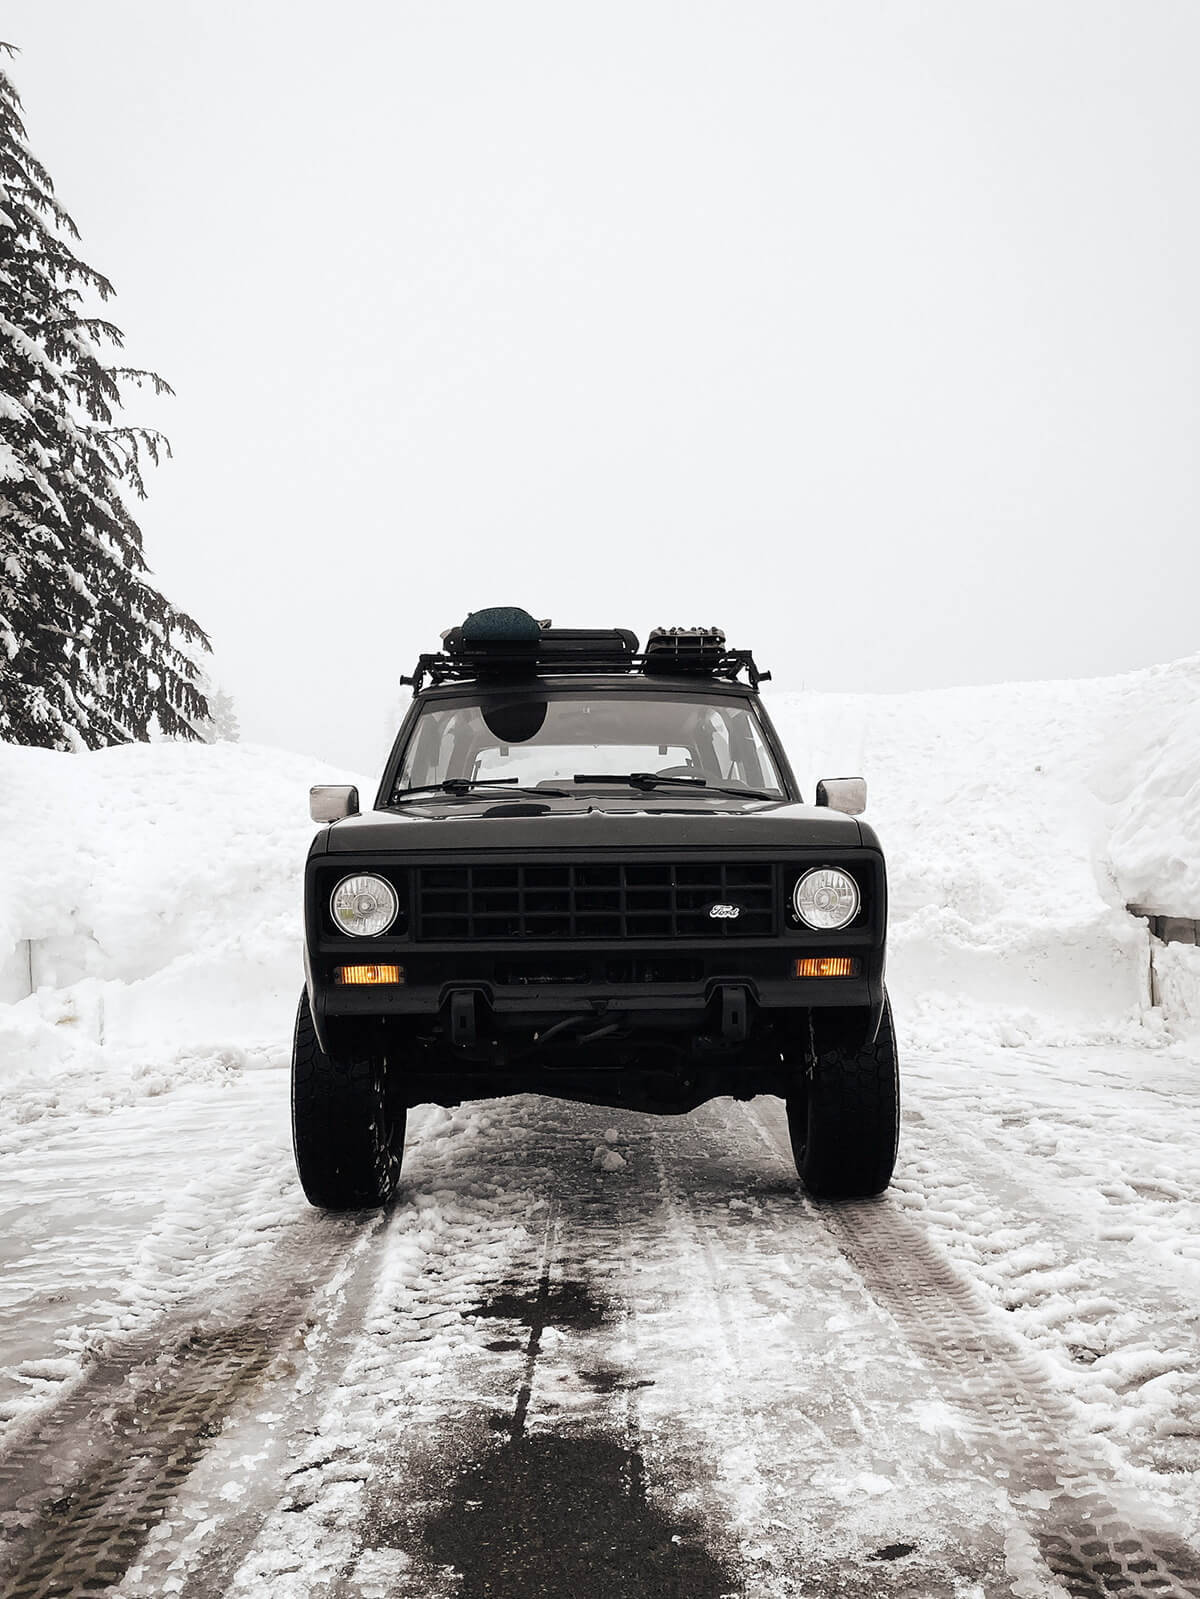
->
[310,784,359,823]
[815,777,866,816]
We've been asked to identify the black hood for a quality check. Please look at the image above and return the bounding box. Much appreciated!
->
[320,793,864,853]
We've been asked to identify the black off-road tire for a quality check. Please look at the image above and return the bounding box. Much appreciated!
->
[291,990,405,1210]
[785,992,900,1199]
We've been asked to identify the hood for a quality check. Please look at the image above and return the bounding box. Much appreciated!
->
[320,793,864,853]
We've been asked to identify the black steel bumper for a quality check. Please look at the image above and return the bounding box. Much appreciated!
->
[308,940,885,1050]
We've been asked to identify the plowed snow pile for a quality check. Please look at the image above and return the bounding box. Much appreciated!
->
[0,742,370,1129]
[770,652,1200,1047]
[1,654,1197,1126]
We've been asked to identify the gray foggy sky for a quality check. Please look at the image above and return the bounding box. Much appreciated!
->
[7,2,1199,772]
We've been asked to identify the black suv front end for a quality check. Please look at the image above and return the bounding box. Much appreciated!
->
[292,614,898,1209]
[307,823,887,1112]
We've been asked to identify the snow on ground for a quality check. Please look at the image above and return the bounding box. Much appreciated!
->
[2,1058,1197,1596]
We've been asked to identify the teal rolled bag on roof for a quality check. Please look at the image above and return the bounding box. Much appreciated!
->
[461,608,542,644]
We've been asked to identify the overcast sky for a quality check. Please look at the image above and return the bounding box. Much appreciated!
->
[6,2,1199,772]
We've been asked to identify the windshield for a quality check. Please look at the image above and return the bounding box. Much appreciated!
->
[391,692,786,799]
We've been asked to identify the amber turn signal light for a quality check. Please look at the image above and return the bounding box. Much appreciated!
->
[793,956,859,978]
[335,964,404,986]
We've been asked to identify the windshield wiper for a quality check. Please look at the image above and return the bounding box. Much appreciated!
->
[392,778,571,803]
[572,772,776,801]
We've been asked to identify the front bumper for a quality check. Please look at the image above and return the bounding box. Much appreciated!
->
[307,942,886,1071]
[315,944,879,1018]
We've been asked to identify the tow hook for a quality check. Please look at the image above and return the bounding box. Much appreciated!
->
[719,984,750,1043]
[449,991,477,1047]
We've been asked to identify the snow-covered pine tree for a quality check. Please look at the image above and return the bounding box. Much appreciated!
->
[0,45,210,750]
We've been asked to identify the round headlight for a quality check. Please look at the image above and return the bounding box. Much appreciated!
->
[793,867,860,931]
[331,874,399,938]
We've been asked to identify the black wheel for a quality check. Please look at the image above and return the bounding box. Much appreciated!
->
[785,992,900,1199]
[291,990,405,1210]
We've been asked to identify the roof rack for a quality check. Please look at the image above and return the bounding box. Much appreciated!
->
[399,616,771,694]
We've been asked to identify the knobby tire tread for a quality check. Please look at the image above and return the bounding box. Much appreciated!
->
[787,992,900,1199]
[291,991,405,1210]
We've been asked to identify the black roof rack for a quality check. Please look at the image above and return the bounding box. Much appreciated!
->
[400,616,771,694]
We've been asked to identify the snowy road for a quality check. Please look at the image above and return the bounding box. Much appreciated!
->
[1,1044,1199,1599]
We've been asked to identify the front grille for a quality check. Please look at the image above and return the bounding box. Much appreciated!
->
[413,861,776,942]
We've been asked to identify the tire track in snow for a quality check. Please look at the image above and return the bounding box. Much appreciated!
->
[741,1098,1200,1599]
[661,1101,1017,1594]
[0,1097,542,1599]
[896,1078,1200,1482]
[0,1206,386,1599]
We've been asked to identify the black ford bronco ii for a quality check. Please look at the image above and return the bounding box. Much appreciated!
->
[293,609,897,1209]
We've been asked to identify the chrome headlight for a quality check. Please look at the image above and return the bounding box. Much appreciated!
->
[793,867,860,930]
[331,874,399,937]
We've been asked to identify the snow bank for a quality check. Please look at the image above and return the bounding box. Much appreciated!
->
[0,741,368,1128]
[1105,677,1200,914]
[768,652,1200,1046]
[0,652,1196,1129]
